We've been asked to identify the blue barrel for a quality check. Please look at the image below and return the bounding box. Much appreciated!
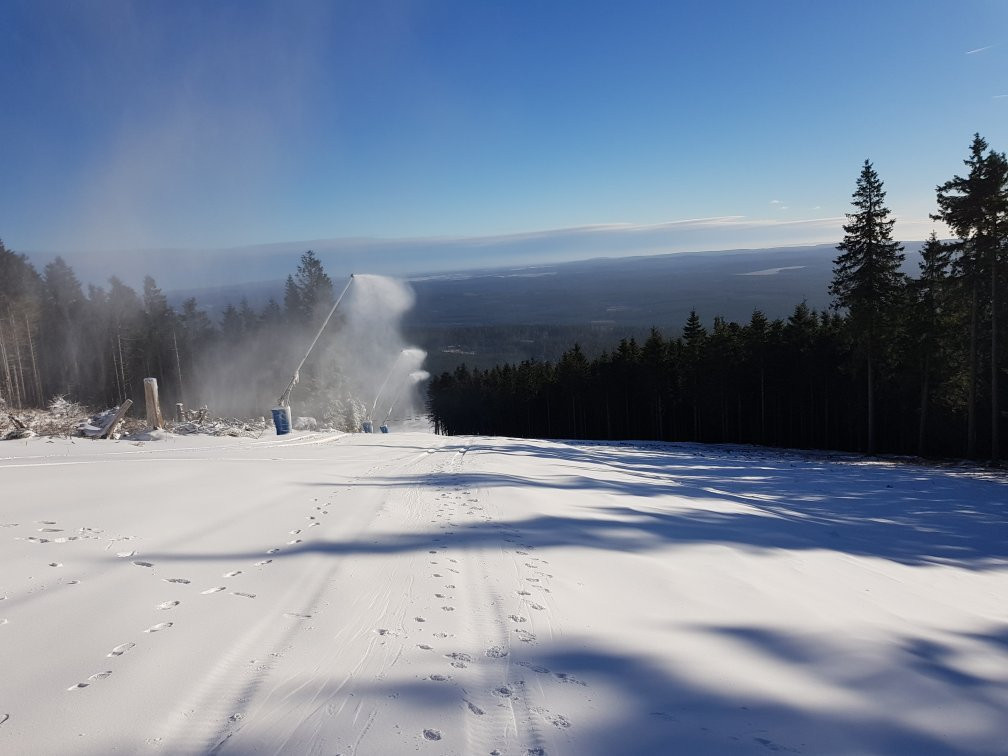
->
[379,424,389,433]
[362,420,373,433]
[272,406,291,435]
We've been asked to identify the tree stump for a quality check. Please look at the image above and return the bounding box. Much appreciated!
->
[144,378,164,429]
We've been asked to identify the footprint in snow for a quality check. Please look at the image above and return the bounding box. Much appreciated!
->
[144,622,173,633]
[289,529,301,535]
[442,606,455,612]
[518,661,550,674]
[467,702,485,715]
[223,570,242,577]
[509,614,527,623]
[116,551,136,558]
[283,612,312,619]
[201,586,226,594]
[429,674,451,681]
[415,616,426,623]
[418,644,433,650]
[554,672,587,686]
[48,562,62,568]
[287,539,301,545]
[231,592,255,599]
[266,548,279,554]
[0,713,8,726]
[493,685,516,699]
[422,729,442,741]
[66,671,112,691]
[163,578,190,584]
[254,559,272,566]
[157,600,179,610]
[133,561,154,568]
[517,590,531,596]
[38,528,62,533]
[108,642,135,657]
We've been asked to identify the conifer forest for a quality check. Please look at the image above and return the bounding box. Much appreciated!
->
[427,136,1008,461]
[3,135,1007,460]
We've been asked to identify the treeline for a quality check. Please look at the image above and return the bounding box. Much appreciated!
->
[428,135,1008,460]
[0,248,354,423]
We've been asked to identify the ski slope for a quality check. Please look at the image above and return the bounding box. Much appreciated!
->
[1,431,1006,755]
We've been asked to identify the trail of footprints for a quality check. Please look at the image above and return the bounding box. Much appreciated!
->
[405,448,581,750]
[56,497,335,694]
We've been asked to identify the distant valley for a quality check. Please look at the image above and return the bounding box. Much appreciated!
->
[168,242,925,374]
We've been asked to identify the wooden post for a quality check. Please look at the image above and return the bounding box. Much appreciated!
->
[144,378,164,429]
[100,399,133,439]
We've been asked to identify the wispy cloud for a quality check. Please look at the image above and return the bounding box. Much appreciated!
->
[993,94,1008,99]
[966,44,994,55]
[770,199,783,205]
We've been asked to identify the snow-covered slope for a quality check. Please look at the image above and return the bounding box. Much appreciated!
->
[1,432,1006,755]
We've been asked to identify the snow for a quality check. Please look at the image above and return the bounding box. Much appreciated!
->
[1,432,1006,754]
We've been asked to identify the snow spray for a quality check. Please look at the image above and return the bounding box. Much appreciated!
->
[381,370,431,429]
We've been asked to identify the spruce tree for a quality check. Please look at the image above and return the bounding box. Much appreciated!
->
[908,232,952,455]
[831,160,906,453]
[933,135,1008,458]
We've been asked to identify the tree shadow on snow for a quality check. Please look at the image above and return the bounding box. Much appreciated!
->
[144,439,1007,569]
[216,628,1007,756]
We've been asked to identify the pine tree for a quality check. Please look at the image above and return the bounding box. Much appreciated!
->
[831,160,906,453]
[933,135,1008,458]
[907,232,952,455]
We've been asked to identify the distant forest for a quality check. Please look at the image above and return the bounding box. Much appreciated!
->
[428,135,1008,461]
[0,247,362,425]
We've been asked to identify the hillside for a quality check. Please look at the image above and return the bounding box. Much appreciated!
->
[1,430,1005,754]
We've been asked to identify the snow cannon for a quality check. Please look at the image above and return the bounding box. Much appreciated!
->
[273,274,355,435]
[380,370,430,430]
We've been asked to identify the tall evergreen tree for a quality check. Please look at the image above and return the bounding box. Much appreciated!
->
[831,160,906,453]
[908,232,953,455]
[933,134,1008,458]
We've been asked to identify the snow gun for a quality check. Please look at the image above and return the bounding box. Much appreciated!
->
[364,349,409,433]
[272,274,355,435]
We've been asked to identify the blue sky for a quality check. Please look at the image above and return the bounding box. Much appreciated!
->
[1,0,1005,281]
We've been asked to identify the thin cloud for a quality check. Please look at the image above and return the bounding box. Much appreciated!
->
[965,44,995,54]
[770,199,783,205]
[993,94,1008,99]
